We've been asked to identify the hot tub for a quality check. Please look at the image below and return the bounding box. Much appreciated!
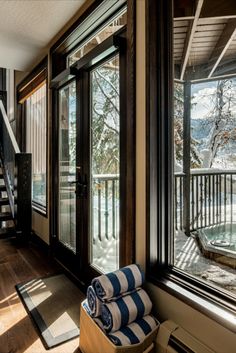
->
[196,223,236,267]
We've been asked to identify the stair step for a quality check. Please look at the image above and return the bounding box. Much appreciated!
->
[0,198,9,206]
[0,212,13,221]
[0,173,3,179]
[0,227,15,237]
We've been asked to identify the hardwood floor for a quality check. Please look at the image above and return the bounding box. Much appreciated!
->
[0,237,82,353]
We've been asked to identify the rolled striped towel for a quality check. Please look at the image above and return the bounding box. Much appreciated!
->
[101,288,152,332]
[87,285,102,317]
[82,300,105,332]
[108,315,158,346]
[92,264,144,300]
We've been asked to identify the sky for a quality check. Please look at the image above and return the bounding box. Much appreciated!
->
[191,81,217,120]
[191,79,236,120]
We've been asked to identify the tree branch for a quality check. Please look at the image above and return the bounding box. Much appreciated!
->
[94,72,119,114]
[95,69,119,96]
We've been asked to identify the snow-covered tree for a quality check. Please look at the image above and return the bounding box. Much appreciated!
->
[174,82,184,171]
[195,79,236,168]
[91,61,120,175]
[174,82,202,170]
[63,60,120,176]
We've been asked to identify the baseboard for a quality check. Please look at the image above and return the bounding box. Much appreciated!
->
[54,257,86,295]
[30,231,51,254]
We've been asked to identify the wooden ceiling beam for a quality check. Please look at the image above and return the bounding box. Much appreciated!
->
[200,0,236,18]
[180,0,204,80]
[207,19,236,78]
[175,0,236,19]
[185,58,236,81]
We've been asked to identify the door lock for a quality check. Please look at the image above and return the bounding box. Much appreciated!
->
[69,179,87,197]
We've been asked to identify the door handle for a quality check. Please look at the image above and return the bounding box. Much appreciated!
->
[69,180,87,197]
[69,180,84,186]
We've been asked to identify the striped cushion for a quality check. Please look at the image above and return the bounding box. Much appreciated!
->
[92,264,144,301]
[101,289,152,332]
[87,285,102,317]
[108,315,158,346]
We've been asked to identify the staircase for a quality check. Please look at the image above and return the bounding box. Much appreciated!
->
[0,99,31,240]
[0,167,15,237]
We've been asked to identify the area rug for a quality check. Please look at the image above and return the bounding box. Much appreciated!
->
[16,273,85,349]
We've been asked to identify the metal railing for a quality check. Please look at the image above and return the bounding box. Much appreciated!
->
[59,172,119,243]
[175,170,236,232]
[0,99,32,238]
[92,174,119,243]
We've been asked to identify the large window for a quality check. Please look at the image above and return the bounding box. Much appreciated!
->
[147,0,236,332]
[68,8,126,66]
[18,60,48,214]
[26,83,47,211]
[174,78,236,295]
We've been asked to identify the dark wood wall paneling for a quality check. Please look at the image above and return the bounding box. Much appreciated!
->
[17,58,47,103]
[120,0,136,267]
[146,0,173,271]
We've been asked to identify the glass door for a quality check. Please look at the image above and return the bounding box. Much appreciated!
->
[89,54,120,274]
[56,81,79,270]
[53,40,124,282]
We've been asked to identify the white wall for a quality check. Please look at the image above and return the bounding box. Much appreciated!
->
[136,1,236,352]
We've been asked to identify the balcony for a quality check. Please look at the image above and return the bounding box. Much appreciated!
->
[175,170,236,233]
[175,170,236,293]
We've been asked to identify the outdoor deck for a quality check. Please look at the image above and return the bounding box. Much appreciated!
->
[175,230,236,295]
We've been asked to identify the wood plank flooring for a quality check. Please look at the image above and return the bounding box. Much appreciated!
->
[0,237,82,353]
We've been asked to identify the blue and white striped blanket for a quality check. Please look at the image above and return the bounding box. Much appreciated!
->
[92,264,144,301]
[101,288,152,332]
[87,285,102,317]
[82,300,106,332]
[108,315,158,346]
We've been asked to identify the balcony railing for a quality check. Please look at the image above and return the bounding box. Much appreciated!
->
[175,170,236,232]
[92,174,119,243]
[59,172,119,244]
[0,99,32,238]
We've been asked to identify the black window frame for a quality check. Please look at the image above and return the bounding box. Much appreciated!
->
[50,0,127,79]
[146,0,236,334]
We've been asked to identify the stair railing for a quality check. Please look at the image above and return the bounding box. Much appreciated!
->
[0,99,32,239]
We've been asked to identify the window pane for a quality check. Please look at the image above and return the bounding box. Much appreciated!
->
[26,83,46,209]
[90,55,120,273]
[58,81,76,253]
[173,2,236,296]
[68,9,126,66]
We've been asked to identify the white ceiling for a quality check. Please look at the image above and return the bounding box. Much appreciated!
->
[0,0,86,71]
